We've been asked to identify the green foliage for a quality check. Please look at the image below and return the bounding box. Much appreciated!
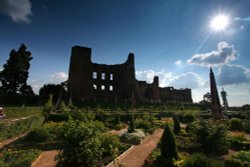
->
[135,119,151,132]
[229,138,250,150]
[70,108,95,122]
[0,149,41,167]
[243,120,250,133]
[161,123,178,161]
[24,127,50,143]
[194,121,230,154]
[172,114,181,134]
[0,115,44,141]
[225,151,250,167]
[182,153,223,167]
[100,132,120,158]
[4,107,42,118]
[128,114,135,133]
[230,118,243,131]
[0,44,33,95]
[57,121,106,167]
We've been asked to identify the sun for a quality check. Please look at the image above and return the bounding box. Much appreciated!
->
[210,15,229,31]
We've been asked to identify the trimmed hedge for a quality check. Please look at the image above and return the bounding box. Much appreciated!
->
[4,107,43,119]
[0,115,44,141]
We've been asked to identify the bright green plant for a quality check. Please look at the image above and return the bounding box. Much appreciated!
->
[57,121,106,167]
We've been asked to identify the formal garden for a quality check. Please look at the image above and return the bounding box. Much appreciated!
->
[0,99,249,167]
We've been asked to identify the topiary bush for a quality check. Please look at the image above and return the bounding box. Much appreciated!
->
[172,114,181,134]
[230,118,243,131]
[160,123,178,162]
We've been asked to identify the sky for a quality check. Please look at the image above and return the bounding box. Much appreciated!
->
[0,0,250,106]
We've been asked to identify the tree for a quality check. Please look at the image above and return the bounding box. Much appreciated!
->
[172,114,181,134]
[161,123,178,160]
[39,84,66,103]
[0,44,33,95]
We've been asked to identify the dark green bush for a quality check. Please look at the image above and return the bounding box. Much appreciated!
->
[193,120,230,154]
[161,123,178,161]
[182,153,223,167]
[100,132,121,157]
[24,127,50,143]
[243,120,250,133]
[172,114,181,134]
[229,138,250,150]
[230,118,243,131]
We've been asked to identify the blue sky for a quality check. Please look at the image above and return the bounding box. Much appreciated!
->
[0,0,250,106]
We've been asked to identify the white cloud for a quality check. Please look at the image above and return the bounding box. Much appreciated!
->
[169,72,205,89]
[0,0,32,23]
[136,70,205,89]
[175,60,183,66]
[218,64,250,86]
[29,72,68,94]
[187,42,238,67]
[49,72,68,84]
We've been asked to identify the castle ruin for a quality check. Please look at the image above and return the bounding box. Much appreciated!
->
[68,46,192,103]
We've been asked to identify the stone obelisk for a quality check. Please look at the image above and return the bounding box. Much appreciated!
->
[210,67,223,119]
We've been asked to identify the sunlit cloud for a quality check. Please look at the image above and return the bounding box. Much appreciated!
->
[0,0,32,23]
[187,41,238,67]
[49,72,68,84]
[175,60,183,66]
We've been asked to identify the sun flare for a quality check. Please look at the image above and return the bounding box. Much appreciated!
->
[210,15,229,31]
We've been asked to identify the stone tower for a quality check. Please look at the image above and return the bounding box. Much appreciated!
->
[209,67,223,119]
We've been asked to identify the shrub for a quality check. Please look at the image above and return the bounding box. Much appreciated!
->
[243,120,250,133]
[0,149,41,167]
[172,114,181,134]
[24,127,50,143]
[224,151,250,167]
[57,121,105,167]
[193,120,230,154]
[119,129,145,145]
[100,132,120,157]
[161,123,178,161]
[128,114,135,133]
[182,153,223,167]
[230,118,243,131]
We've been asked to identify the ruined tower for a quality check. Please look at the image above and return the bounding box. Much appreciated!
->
[209,67,223,119]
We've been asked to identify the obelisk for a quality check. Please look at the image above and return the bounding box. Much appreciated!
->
[210,67,223,119]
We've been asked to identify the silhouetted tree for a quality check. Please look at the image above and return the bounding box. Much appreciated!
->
[161,123,178,160]
[0,44,33,95]
[172,114,181,134]
[39,84,66,103]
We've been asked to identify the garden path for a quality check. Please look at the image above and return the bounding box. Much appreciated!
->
[109,128,164,167]
[0,133,27,148]
[31,150,59,167]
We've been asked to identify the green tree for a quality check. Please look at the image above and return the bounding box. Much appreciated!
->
[0,44,33,95]
[57,121,105,167]
[161,123,178,160]
[172,114,181,134]
[128,114,135,133]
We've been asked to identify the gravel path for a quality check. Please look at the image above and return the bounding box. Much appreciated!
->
[0,133,27,148]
